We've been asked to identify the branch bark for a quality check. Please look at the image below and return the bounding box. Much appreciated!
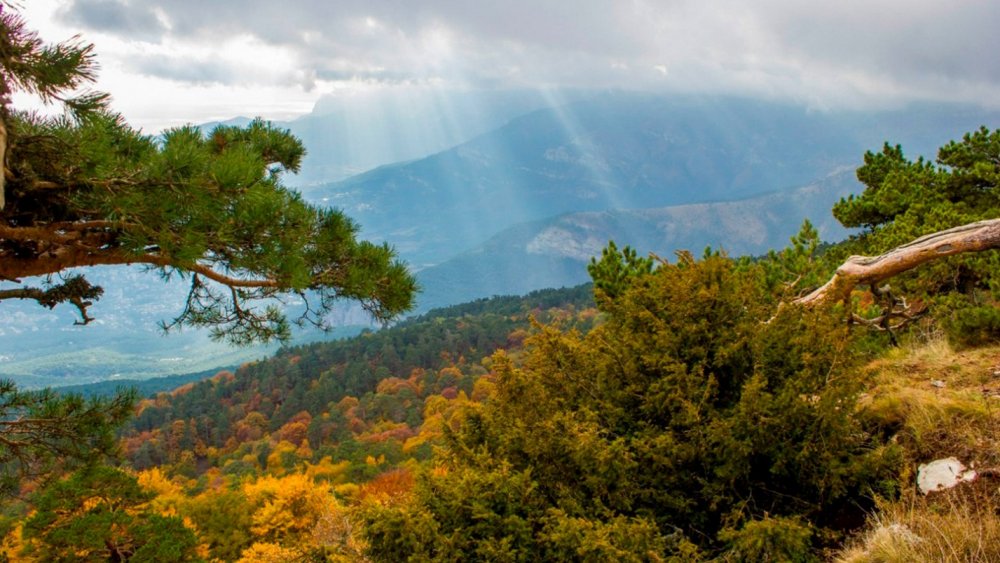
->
[795,219,1000,306]
[0,113,6,210]
[0,249,282,288]
[0,286,97,324]
[1,220,298,341]
[0,219,281,289]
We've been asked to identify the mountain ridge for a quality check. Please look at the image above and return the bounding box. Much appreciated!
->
[414,168,858,310]
[319,94,868,266]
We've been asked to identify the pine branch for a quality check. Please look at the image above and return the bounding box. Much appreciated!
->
[0,275,101,323]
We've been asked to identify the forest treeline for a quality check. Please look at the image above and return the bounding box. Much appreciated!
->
[120,285,596,474]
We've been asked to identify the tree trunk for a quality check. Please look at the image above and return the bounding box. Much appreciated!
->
[0,114,6,210]
[795,219,1000,306]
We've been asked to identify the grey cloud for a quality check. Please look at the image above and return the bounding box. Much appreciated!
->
[55,0,1000,108]
[57,0,166,37]
[124,54,239,86]
[758,1,1000,86]
[313,68,422,84]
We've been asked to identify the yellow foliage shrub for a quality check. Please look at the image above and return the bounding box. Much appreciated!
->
[236,542,301,563]
[240,472,342,555]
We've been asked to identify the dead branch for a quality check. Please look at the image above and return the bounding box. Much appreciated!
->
[795,219,1000,307]
[843,284,926,344]
[0,287,96,323]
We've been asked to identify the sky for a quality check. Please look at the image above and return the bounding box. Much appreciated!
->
[14,0,1000,132]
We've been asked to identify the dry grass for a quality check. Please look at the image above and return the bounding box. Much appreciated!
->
[859,333,1000,466]
[837,333,1000,562]
[837,485,1000,562]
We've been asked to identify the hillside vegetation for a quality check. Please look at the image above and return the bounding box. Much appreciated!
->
[6,265,1000,561]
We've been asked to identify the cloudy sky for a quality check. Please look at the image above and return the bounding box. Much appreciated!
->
[15,0,1000,132]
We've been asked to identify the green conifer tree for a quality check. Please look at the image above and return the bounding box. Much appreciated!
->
[0,3,417,345]
[23,465,199,562]
[0,381,135,494]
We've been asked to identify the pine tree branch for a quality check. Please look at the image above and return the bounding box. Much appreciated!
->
[0,222,108,244]
[1,220,286,289]
[0,115,7,211]
[0,240,281,289]
[0,273,100,321]
[0,4,415,342]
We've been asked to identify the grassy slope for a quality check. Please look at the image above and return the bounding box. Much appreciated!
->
[840,336,1000,561]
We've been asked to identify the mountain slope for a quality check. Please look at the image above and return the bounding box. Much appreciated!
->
[204,89,570,187]
[319,94,866,266]
[290,89,569,186]
[415,170,857,310]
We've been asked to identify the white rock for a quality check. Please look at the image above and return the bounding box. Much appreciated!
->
[917,457,977,495]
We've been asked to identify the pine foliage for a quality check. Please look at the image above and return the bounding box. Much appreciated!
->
[0,4,416,344]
